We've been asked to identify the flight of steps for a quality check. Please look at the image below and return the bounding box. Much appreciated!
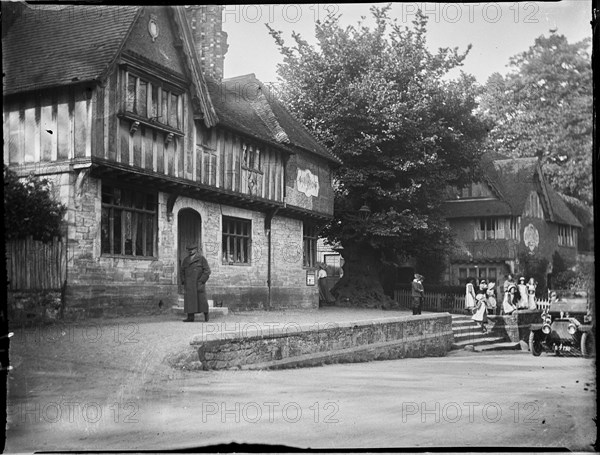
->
[451,314,518,351]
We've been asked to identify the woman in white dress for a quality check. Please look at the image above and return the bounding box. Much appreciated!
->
[486,281,497,315]
[472,292,488,333]
[465,277,476,314]
[517,277,528,309]
[526,277,537,309]
[502,284,518,315]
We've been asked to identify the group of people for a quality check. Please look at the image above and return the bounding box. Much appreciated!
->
[466,274,538,333]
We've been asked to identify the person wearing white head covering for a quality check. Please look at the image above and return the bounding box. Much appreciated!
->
[502,283,518,315]
[465,277,476,314]
[526,277,537,309]
[472,291,488,333]
[517,277,528,309]
[486,281,497,315]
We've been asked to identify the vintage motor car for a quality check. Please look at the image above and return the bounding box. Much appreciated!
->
[529,289,595,357]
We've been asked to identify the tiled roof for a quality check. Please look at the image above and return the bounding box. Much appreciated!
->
[2,5,140,95]
[444,155,581,227]
[559,193,593,226]
[442,199,513,218]
[210,74,341,164]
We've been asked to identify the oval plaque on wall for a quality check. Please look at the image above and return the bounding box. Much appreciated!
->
[523,223,539,253]
[297,168,319,198]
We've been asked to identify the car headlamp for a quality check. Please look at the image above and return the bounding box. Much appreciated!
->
[542,324,552,335]
[567,323,577,335]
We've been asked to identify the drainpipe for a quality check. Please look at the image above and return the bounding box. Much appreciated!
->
[265,207,279,310]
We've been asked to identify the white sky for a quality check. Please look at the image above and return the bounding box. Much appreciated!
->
[222,1,592,85]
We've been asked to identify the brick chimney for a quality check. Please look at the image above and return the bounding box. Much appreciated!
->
[187,5,228,81]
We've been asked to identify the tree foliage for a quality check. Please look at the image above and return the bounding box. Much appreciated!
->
[268,6,489,302]
[4,165,66,242]
[479,33,592,205]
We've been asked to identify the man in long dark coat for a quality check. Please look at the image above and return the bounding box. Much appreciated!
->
[181,244,211,322]
[411,273,424,315]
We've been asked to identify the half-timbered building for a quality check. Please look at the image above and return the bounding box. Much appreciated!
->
[442,155,581,291]
[3,5,340,314]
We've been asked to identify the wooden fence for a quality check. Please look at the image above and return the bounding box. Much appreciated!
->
[394,289,466,314]
[395,288,550,314]
[5,236,66,291]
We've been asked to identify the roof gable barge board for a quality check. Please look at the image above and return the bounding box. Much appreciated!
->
[170,6,218,127]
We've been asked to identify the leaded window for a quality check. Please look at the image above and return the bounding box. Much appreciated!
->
[222,216,251,264]
[101,184,157,257]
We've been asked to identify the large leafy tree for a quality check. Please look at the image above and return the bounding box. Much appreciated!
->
[268,7,489,306]
[4,165,66,242]
[480,33,593,205]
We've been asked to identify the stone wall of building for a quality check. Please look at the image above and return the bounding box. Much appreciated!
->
[270,216,318,310]
[22,172,318,316]
[65,175,179,315]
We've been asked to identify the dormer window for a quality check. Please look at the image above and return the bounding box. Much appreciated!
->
[120,67,184,137]
[524,191,544,218]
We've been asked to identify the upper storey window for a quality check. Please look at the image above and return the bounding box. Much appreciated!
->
[459,182,494,199]
[121,68,183,132]
[523,191,545,219]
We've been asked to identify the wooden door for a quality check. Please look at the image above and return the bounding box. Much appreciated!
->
[178,209,202,294]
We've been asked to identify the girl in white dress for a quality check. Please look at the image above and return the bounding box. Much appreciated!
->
[486,281,497,315]
[465,278,476,313]
[526,277,537,309]
[517,277,528,309]
[502,284,518,315]
[472,292,488,333]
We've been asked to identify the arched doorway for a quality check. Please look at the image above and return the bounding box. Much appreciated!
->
[178,208,202,293]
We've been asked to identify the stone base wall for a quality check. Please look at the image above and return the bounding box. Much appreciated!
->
[209,286,317,312]
[7,291,62,323]
[188,314,453,370]
[66,284,178,317]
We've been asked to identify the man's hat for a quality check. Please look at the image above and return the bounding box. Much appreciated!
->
[186,244,198,251]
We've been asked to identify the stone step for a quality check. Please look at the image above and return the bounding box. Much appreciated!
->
[171,306,229,317]
[474,342,522,352]
[453,331,496,343]
[451,315,475,321]
[452,318,479,325]
[451,336,506,350]
[172,298,229,317]
[452,325,481,333]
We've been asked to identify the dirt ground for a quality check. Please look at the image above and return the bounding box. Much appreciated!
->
[5,307,597,452]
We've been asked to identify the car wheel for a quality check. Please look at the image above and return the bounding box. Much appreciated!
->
[529,331,543,357]
[581,332,596,358]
